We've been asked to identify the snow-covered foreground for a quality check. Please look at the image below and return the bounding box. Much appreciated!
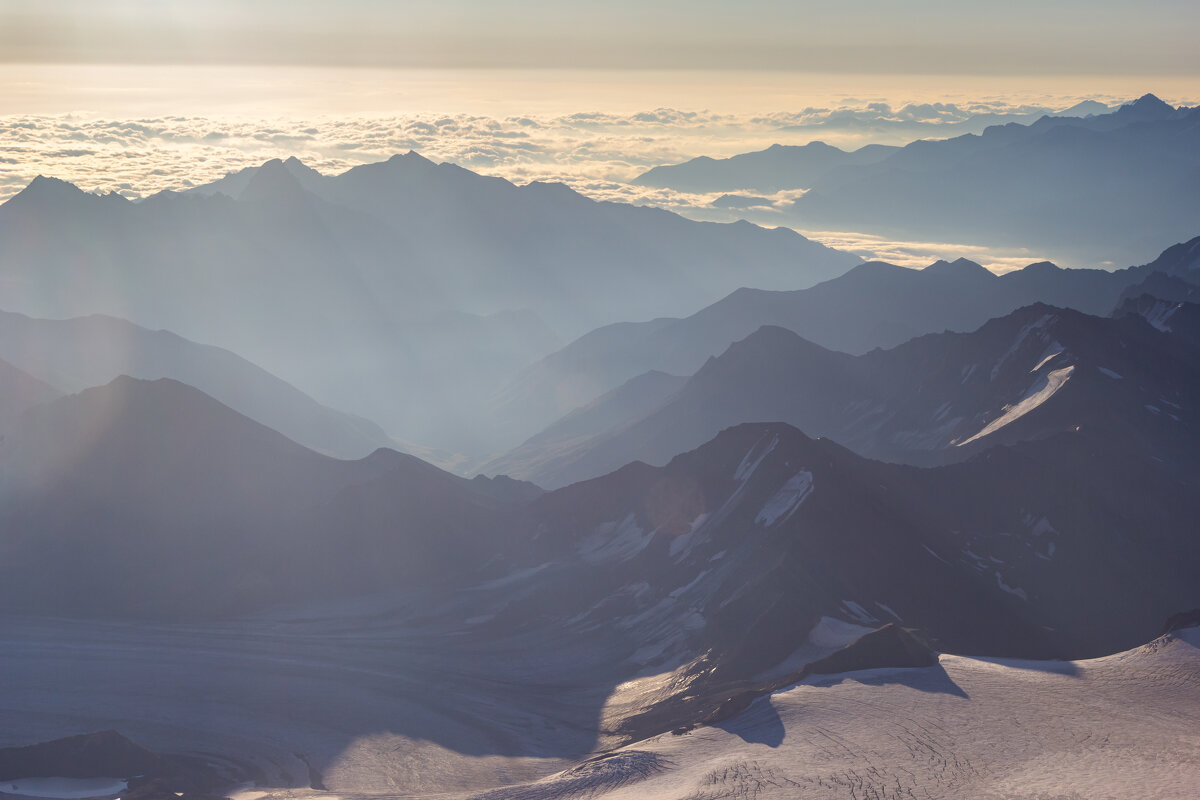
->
[0,614,622,794]
[477,628,1199,800]
[2,615,1197,800]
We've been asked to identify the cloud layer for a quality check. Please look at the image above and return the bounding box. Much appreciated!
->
[0,97,1139,200]
[0,92,1180,270]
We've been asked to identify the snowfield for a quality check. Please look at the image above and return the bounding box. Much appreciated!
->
[1,616,1197,799]
[434,628,1200,800]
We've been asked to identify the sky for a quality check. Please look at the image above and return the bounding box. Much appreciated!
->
[0,1,1196,270]
[2,1,1197,74]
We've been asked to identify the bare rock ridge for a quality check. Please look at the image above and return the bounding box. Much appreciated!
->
[0,730,160,780]
[1163,609,1200,634]
[486,235,1199,454]
[490,296,1200,488]
[3,373,1198,663]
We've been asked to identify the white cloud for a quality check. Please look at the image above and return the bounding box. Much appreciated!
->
[0,93,1174,271]
[0,97,1145,202]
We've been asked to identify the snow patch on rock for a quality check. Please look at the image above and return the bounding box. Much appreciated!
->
[1030,342,1065,373]
[991,313,1055,380]
[1141,300,1180,331]
[734,435,778,481]
[842,600,878,624]
[669,512,710,559]
[755,470,814,526]
[996,572,1028,601]
[958,365,1074,446]
[579,514,654,564]
[477,562,551,590]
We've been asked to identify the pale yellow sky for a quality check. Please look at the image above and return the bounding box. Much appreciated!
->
[1,63,1196,118]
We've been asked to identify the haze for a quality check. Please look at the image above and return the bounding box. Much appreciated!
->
[2,3,1199,797]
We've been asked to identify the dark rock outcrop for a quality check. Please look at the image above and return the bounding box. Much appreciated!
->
[808,623,936,675]
[0,731,230,797]
[1163,609,1200,634]
[0,730,160,780]
[618,624,936,744]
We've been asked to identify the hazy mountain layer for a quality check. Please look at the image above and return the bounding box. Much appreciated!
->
[0,309,393,459]
[0,155,856,456]
[490,302,1200,487]
[0,377,537,619]
[0,356,60,433]
[638,95,1200,265]
[489,236,1199,450]
[634,141,900,193]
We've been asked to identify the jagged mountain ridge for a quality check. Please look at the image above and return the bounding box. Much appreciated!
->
[784,95,1200,264]
[178,152,857,338]
[2,375,1198,787]
[1119,296,1200,348]
[487,237,1199,451]
[630,98,1132,194]
[487,302,1200,488]
[0,156,856,457]
[4,373,1196,670]
[452,417,1200,703]
[633,141,901,193]
[636,94,1200,264]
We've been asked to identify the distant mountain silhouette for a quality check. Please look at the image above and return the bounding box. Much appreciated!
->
[488,303,1200,487]
[182,151,856,340]
[634,141,899,193]
[489,237,1200,447]
[0,309,392,459]
[786,95,1200,265]
[0,155,857,458]
[482,370,688,480]
[1118,274,1200,308]
[636,95,1200,265]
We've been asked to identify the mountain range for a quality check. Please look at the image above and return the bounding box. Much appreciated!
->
[634,141,901,193]
[485,297,1200,487]
[635,94,1200,265]
[4,124,1200,797]
[0,154,856,456]
[485,236,1199,454]
[0,309,392,459]
[0,376,537,619]
[4,350,1196,670]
